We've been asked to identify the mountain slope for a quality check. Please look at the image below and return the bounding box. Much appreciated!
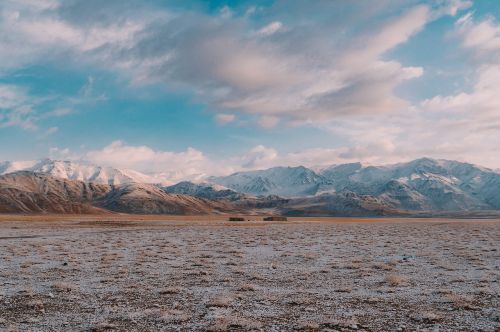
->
[0,171,110,214]
[0,172,236,215]
[96,182,236,215]
[280,192,403,217]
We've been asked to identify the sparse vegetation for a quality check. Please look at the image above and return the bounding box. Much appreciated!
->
[0,216,498,331]
[384,274,407,286]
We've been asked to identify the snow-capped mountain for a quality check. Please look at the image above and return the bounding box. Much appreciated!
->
[0,159,156,185]
[208,166,335,197]
[207,158,500,211]
[318,158,500,211]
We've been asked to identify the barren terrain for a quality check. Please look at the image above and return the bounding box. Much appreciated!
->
[0,216,498,331]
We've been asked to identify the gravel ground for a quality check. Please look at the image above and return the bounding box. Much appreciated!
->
[0,218,498,331]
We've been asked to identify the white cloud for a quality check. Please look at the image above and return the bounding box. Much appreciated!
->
[0,84,28,109]
[80,140,233,183]
[455,12,500,57]
[0,1,462,125]
[49,147,79,160]
[432,0,472,18]
[0,0,148,71]
[408,12,500,168]
[0,84,37,129]
[215,113,236,124]
[0,106,37,130]
[258,21,282,36]
[0,83,75,129]
[239,145,278,169]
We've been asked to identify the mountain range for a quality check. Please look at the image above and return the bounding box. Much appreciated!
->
[1,157,499,216]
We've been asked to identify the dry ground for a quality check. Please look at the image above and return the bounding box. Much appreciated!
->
[0,216,498,331]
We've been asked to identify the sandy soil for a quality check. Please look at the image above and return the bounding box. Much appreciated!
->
[0,216,498,331]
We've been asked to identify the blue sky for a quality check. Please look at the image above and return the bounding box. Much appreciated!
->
[0,0,499,179]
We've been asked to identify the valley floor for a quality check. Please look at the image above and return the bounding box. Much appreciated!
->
[0,216,498,331]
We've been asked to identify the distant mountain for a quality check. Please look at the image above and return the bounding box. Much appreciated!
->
[0,159,155,185]
[318,158,500,211]
[163,181,247,201]
[208,166,334,197]
[1,157,499,215]
[207,158,500,212]
[95,182,236,215]
[0,172,236,215]
[0,171,398,217]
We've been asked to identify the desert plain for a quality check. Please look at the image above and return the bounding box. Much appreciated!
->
[0,215,498,331]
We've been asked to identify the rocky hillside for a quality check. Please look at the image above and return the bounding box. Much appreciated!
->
[0,171,109,214]
[96,182,236,215]
[0,172,236,215]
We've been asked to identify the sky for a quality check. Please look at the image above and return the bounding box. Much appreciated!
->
[0,0,499,180]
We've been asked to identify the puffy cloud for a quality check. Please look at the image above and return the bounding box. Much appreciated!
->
[86,140,202,170]
[456,12,500,56]
[81,141,233,183]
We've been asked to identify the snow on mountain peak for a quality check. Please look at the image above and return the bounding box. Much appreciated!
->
[0,159,158,185]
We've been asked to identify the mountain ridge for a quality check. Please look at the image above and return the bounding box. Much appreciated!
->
[1,157,499,215]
